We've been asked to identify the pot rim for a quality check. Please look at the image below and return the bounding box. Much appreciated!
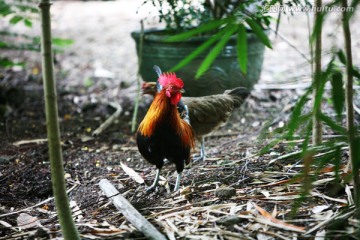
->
[131,28,264,43]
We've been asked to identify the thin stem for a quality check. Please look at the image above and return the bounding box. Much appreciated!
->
[131,20,144,133]
[341,0,359,215]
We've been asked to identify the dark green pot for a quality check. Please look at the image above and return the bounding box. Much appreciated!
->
[131,29,266,96]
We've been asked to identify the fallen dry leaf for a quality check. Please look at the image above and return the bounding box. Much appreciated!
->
[253,203,305,232]
[17,213,42,229]
[120,161,145,184]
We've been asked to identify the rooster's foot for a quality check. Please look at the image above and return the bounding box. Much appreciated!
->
[145,185,158,193]
[192,155,205,162]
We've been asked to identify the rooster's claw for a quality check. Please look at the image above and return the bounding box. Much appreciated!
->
[145,185,157,193]
[193,155,205,162]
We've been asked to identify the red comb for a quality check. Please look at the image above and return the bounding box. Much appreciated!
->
[158,72,184,89]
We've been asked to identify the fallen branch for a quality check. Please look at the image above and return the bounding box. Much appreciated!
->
[99,179,166,240]
[92,102,122,136]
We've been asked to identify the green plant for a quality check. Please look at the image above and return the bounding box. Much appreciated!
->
[138,0,277,78]
[141,0,211,31]
[137,1,326,80]
[259,0,360,226]
[0,0,73,67]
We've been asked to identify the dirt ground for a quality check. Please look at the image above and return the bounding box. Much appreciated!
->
[1,1,360,239]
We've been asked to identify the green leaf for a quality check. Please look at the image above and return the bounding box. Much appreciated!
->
[169,27,228,72]
[319,113,346,134]
[24,18,32,27]
[349,0,360,19]
[286,88,312,138]
[0,58,24,67]
[52,38,74,47]
[330,70,344,120]
[165,18,231,42]
[10,15,23,25]
[237,24,247,74]
[313,72,327,112]
[245,18,272,49]
[195,24,238,79]
[337,50,347,65]
[311,11,325,43]
[352,67,360,79]
[259,138,282,155]
[301,121,313,154]
[0,4,12,16]
[0,41,7,47]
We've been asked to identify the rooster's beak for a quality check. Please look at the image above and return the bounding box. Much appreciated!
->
[180,89,185,93]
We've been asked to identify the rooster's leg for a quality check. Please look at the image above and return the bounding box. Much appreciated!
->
[174,171,182,191]
[193,136,206,162]
[146,168,161,192]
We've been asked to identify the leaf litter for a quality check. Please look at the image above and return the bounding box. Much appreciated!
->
[1,1,360,238]
[1,78,357,239]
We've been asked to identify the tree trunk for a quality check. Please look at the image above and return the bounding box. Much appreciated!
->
[39,1,80,239]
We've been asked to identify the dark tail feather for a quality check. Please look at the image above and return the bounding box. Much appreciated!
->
[224,87,250,108]
[153,65,162,77]
[153,65,163,92]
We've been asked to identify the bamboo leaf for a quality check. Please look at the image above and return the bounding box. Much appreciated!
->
[313,72,327,112]
[245,18,272,49]
[237,24,247,74]
[195,24,238,79]
[330,70,345,120]
[10,15,23,25]
[301,121,313,154]
[165,18,231,42]
[24,18,32,27]
[349,0,360,19]
[0,58,23,67]
[169,28,226,72]
[311,11,325,43]
[0,4,12,16]
[352,67,360,79]
[337,50,347,65]
[52,38,74,47]
[286,88,312,138]
[319,113,346,134]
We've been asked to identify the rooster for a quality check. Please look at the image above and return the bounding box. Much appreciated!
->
[142,80,249,161]
[137,72,195,192]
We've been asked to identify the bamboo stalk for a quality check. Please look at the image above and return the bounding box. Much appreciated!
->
[341,0,359,214]
[39,1,80,239]
[312,0,323,146]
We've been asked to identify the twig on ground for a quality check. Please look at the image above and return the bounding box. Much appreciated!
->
[99,179,167,240]
[92,101,122,136]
